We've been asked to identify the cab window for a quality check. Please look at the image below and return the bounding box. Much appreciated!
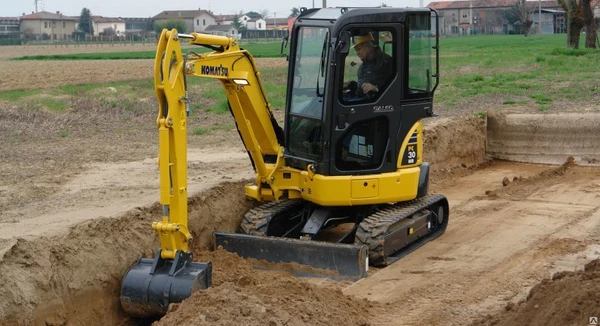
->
[339,29,396,104]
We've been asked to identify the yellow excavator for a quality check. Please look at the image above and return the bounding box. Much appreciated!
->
[121,6,449,318]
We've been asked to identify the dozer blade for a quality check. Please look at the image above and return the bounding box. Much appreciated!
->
[214,232,368,280]
[120,250,212,318]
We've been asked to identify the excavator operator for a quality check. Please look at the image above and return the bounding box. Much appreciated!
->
[342,33,394,99]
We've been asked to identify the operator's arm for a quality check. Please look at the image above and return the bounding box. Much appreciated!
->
[358,53,393,96]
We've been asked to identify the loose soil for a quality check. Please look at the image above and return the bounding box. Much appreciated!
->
[0,44,599,326]
[0,44,287,91]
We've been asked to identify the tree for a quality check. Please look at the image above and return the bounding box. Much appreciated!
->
[259,9,269,19]
[245,11,262,19]
[580,0,597,48]
[511,0,533,36]
[153,19,186,34]
[102,27,116,36]
[289,7,300,18]
[557,0,598,48]
[78,8,94,36]
[232,15,245,31]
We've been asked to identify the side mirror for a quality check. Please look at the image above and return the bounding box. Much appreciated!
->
[338,31,351,54]
[280,35,289,55]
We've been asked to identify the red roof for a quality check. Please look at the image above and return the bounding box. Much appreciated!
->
[427,0,560,9]
[20,11,77,20]
[153,10,215,20]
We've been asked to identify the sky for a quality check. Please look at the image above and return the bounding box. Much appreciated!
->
[4,0,426,18]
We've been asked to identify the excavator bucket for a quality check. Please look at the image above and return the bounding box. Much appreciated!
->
[120,250,212,318]
[214,232,369,280]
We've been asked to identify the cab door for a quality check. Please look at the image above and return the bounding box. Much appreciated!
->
[327,25,404,176]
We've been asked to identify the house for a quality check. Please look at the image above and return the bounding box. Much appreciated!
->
[214,14,251,27]
[287,16,298,31]
[0,17,20,40]
[204,24,238,36]
[153,9,216,33]
[530,8,566,34]
[266,17,289,30]
[19,11,77,40]
[246,18,266,30]
[427,0,563,35]
[93,16,126,36]
[123,17,152,34]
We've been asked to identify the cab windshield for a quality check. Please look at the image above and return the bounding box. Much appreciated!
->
[287,26,330,161]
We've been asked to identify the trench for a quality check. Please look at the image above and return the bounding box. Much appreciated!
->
[0,113,598,325]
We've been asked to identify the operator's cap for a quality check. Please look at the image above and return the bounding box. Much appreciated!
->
[353,34,375,49]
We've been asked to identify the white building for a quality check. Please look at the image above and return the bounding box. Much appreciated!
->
[215,14,251,27]
[246,18,266,30]
[153,9,216,33]
[93,16,126,36]
[205,24,238,36]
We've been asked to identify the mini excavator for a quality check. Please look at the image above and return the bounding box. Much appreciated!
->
[121,6,449,318]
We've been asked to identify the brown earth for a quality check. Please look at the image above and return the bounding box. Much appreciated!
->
[0,45,599,326]
[474,259,600,326]
[0,44,287,91]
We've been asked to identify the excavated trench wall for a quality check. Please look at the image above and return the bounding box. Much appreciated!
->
[2,113,597,325]
[487,112,600,166]
[0,183,255,325]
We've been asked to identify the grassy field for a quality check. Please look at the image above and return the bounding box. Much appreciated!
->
[437,34,599,111]
[1,34,598,139]
[11,42,286,60]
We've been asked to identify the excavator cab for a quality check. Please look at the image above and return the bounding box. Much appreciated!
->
[285,7,439,176]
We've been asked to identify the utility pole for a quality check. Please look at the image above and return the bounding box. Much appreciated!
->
[538,0,542,38]
[322,0,327,8]
[469,0,473,35]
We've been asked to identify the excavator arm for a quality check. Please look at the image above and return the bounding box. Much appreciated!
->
[171,31,302,202]
[120,29,303,318]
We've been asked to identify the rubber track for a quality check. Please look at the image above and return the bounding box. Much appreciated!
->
[239,199,304,236]
[355,194,448,266]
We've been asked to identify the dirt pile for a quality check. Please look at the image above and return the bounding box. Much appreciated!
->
[424,115,487,172]
[476,259,600,326]
[155,249,380,326]
[0,181,253,325]
[483,157,576,200]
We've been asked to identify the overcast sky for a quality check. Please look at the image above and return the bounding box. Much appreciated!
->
[5,0,426,18]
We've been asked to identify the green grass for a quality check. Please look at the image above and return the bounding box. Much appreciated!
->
[11,42,287,61]
[0,89,38,102]
[437,34,599,110]
[201,87,230,115]
[2,33,598,120]
[38,98,69,112]
[474,111,487,118]
[57,79,154,96]
[192,127,210,135]
[13,51,158,60]
[191,123,236,136]
[58,128,70,137]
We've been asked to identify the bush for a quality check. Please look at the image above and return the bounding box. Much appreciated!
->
[154,19,186,34]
